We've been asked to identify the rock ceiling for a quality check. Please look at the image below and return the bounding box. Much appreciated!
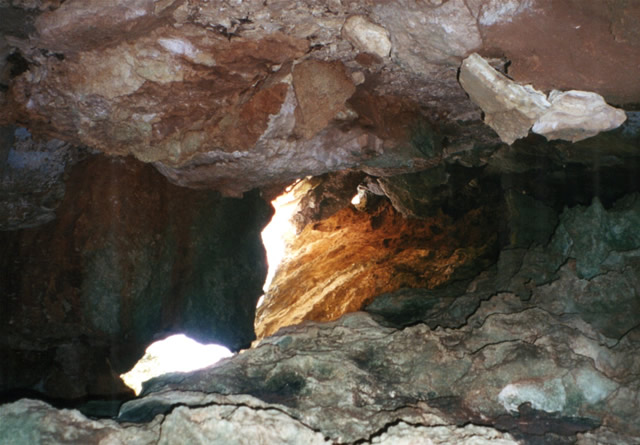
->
[2,0,638,196]
[1,0,640,443]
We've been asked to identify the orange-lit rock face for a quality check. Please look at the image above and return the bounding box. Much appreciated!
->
[255,200,497,338]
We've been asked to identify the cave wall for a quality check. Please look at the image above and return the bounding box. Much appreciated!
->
[1,194,639,444]
[255,169,502,338]
[0,154,271,400]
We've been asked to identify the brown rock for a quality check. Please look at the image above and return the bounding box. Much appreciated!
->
[34,0,171,53]
[292,59,356,139]
[5,25,308,166]
[481,0,640,104]
[0,154,271,399]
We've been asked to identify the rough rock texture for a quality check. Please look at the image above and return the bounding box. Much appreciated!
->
[2,0,639,195]
[74,194,640,443]
[532,90,628,142]
[255,138,640,337]
[134,302,638,444]
[459,53,552,144]
[6,193,640,443]
[0,397,521,445]
[0,154,271,400]
[459,53,627,145]
[1,1,640,442]
[255,195,498,339]
[0,126,92,230]
[341,15,391,60]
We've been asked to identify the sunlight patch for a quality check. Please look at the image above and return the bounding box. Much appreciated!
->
[120,334,233,395]
[260,180,304,295]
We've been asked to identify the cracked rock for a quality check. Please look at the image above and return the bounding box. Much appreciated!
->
[532,90,628,142]
[460,53,627,144]
[341,15,391,59]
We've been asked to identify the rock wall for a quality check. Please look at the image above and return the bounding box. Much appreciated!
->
[256,178,499,338]
[0,126,92,230]
[0,0,639,442]
[0,155,271,400]
[1,194,639,444]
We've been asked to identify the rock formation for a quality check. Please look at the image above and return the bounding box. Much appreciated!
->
[0,154,271,400]
[2,195,640,443]
[459,53,627,145]
[1,0,639,443]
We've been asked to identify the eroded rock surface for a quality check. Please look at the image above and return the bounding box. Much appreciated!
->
[0,155,271,400]
[1,0,638,194]
[0,126,92,230]
[256,192,498,339]
[6,193,640,444]
[460,53,627,144]
[532,90,628,142]
[1,1,640,442]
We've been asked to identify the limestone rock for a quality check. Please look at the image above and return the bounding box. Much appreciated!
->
[136,301,637,442]
[4,294,637,443]
[494,193,640,338]
[0,396,523,445]
[341,15,391,59]
[3,0,638,196]
[292,59,356,139]
[289,170,367,232]
[373,0,482,70]
[459,53,550,145]
[372,423,519,445]
[2,191,640,443]
[532,90,628,142]
[375,164,500,219]
[33,0,174,53]
[460,53,628,144]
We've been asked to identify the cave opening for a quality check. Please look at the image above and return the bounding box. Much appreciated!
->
[120,334,233,396]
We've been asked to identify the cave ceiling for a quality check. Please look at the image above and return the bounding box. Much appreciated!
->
[1,0,638,197]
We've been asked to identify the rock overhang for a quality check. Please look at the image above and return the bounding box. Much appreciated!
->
[1,0,637,196]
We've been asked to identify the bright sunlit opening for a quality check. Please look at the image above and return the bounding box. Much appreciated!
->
[120,334,233,395]
[260,180,304,295]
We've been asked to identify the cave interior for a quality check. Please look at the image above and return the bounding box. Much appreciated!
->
[1,0,640,444]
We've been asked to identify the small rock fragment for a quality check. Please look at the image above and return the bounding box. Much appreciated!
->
[531,90,627,142]
[351,71,365,85]
[342,15,392,59]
